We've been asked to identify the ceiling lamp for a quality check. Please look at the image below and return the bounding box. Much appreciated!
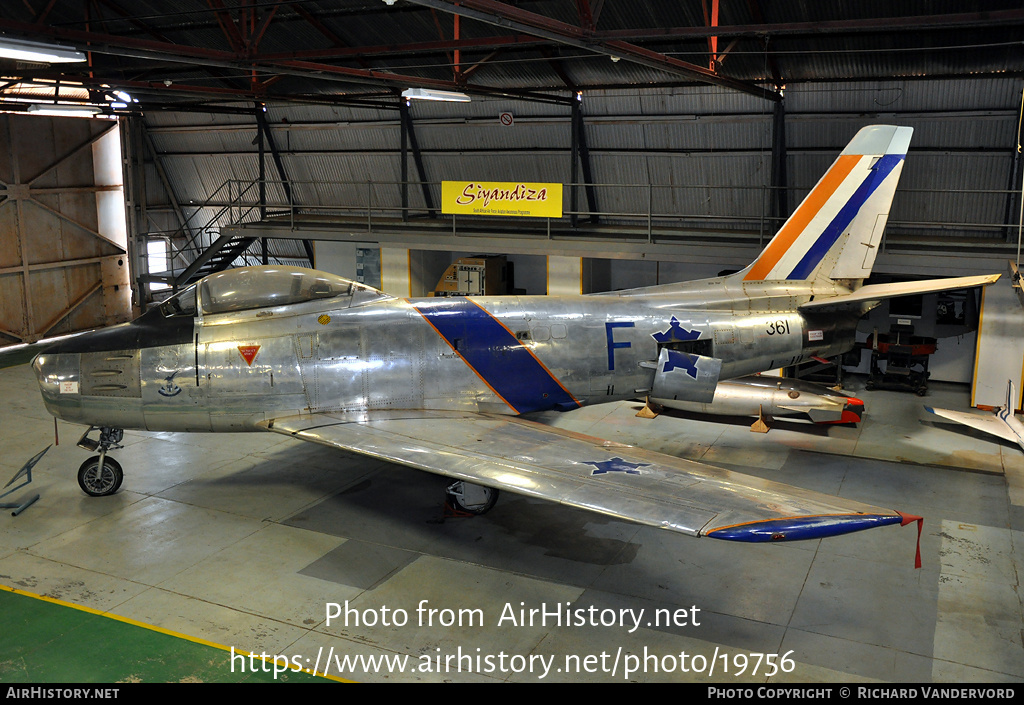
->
[0,36,86,63]
[401,88,471,103]
[27,103,102,118]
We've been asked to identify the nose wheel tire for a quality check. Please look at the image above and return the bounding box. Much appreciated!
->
[78,456,124,497]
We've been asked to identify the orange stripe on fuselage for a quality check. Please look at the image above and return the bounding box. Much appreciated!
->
[743,154,860,281]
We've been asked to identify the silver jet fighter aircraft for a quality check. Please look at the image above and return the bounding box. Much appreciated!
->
[34,125,995,552]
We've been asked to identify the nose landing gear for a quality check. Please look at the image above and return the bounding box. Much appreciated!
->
[76,427,125,497]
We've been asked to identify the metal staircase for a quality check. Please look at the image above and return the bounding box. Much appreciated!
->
[172,232,259,288]
[139,180,300,295]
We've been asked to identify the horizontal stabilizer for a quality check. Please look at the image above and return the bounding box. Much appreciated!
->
[925,404,1022,447]
[800,274,1000,311]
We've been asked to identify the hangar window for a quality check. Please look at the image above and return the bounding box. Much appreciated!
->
[199,266,371,315]
[147,239,171,292]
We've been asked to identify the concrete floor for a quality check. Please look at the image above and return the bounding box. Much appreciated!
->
[0,362,1021,683]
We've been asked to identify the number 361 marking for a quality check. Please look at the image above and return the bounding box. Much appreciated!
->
[766,319,791,336]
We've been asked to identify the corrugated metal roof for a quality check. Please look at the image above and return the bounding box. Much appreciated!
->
[26,1,1010,270]
[7,1,1022,107]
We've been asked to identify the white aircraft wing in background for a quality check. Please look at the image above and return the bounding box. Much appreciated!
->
[925,380,1024,452]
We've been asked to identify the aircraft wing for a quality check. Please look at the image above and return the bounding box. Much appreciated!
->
[924,405,1021,445]
[260,410,911,543]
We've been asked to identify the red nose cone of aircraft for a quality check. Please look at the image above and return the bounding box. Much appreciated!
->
[840,397,865,424]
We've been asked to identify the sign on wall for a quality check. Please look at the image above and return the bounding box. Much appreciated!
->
[441,181,563,218]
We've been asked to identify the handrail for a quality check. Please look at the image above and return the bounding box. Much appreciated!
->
[139,175,1020,292]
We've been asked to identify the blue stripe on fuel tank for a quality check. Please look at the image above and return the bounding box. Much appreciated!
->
[706,513,903,542]
[413,298,579,414]
[786,154,904,280]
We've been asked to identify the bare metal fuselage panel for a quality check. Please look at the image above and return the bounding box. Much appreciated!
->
[36,287,857,434]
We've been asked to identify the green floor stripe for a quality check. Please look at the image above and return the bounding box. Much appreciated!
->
[0,587,333,683]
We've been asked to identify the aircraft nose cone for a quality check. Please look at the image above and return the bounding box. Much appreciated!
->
[841,397,865,424]
[32,347,77,420]
[32,350,56,387]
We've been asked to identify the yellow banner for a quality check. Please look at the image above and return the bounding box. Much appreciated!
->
[442,181,563,218]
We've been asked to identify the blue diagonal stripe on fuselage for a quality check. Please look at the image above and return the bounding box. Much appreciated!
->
[413,298,578,414]
[786,153,904,280]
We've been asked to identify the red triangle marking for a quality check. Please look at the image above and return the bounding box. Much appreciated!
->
[238,344,261,366]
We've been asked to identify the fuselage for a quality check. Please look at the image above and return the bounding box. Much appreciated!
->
[33,267,861,433]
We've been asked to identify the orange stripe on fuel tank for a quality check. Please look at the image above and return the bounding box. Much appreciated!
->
[744,154,860,281]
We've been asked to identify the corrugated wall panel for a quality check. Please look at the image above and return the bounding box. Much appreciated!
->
[137,74,1023,271]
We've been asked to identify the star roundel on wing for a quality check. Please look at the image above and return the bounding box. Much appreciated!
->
[583,457,650,475]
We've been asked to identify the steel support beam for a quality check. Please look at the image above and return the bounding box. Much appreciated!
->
[38,282,102,338]
[257,106,268,263]
[573,100,599,224]
[771,98,788,230]
[0,16,471,95]
[745,0,784,89]
[570,101,578,227]
[254,109,293,213]
[402,0,779,101]
[254,109,313,262]
[400,103,409,222]
[597,9,1024,41]
[142,127,192,242]
[1005,103,1024,246]
[26,199,126,254]
[26,122,118,186]
[400,103,437,218]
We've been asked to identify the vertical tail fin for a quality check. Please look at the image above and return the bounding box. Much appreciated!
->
[741,125,913,286]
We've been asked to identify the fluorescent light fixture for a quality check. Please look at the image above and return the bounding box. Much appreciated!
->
[401,88,471,103]
[27,103,101,118]
[108,90,134,110]
[0,36,86,63]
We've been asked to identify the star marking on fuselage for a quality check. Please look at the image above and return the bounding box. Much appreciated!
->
[651,316,701,344]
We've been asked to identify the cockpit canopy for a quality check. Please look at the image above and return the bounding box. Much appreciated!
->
[157,266,387,318]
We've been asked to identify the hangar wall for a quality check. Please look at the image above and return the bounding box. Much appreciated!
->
[0,114,132,346]
[137,76,1023,285]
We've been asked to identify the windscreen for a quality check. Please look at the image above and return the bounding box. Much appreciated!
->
[158,284,197,317]
[199,266,355,315]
